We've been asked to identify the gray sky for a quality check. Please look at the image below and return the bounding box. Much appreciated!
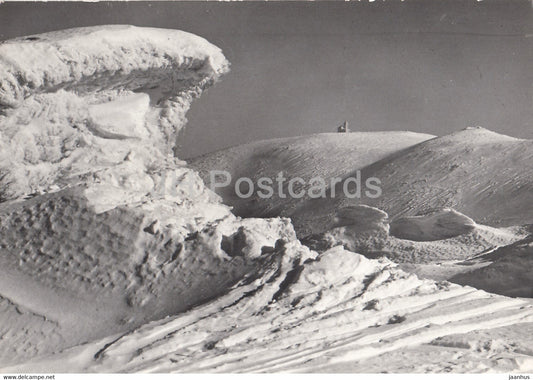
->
[1,1,532,158]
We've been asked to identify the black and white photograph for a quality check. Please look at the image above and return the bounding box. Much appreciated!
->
[0,0,532,376]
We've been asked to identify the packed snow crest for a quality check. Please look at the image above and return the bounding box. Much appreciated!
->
[0,26,532,373]
[0,25,229,201]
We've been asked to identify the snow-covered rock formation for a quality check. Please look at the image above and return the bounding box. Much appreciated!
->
[0,25,229,202]
[0,25,298,366]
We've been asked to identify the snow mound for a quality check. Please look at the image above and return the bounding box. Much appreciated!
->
[390,208,476,241]
[302,204,390,251]
[332,204,389,231]
[0,25,229,201]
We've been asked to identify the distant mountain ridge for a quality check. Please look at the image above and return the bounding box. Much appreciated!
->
[191,127,533,237]
[189,131,435,219]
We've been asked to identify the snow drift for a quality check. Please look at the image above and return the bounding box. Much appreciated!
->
[390,208,477,242]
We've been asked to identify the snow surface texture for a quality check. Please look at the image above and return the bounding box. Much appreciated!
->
[190,131,435,218]
[289,127,533,235]
[7,247,533,373]
[193,127,533,235]
[1,26,532,373]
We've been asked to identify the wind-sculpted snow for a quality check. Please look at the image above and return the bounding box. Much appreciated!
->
[0,25,291,366]
[451,229,533,298]
[0,25,229,201]
[7,247,533,373]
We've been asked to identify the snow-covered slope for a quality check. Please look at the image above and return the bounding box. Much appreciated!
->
[189,131,434,217]
[290,127,533,237]
[6,246,533,373]
[451,229,533,298]
[365,127,533,227]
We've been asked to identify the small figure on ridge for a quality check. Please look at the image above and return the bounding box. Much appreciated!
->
[337,120,350,133]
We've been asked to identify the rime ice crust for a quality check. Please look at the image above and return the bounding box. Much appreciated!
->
[0,25,228,109]
[0,26,296,365]
[0,25,229,200]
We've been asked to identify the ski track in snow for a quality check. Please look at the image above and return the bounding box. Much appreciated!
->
[8,247,532,373]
